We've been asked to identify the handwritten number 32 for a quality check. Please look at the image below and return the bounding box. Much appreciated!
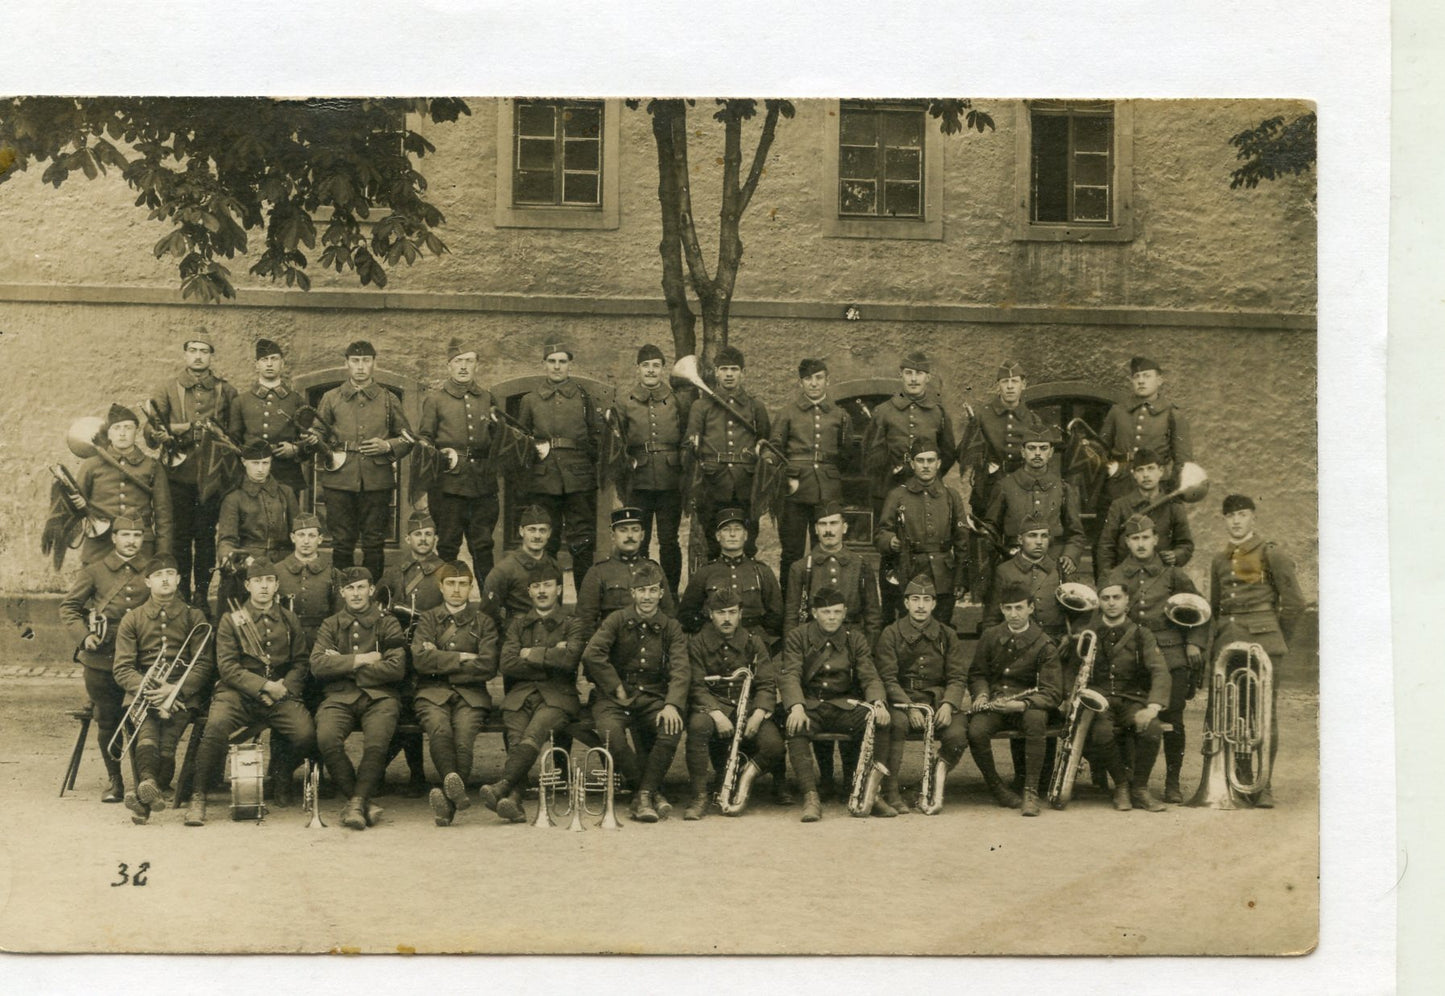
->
[112,861,149,887]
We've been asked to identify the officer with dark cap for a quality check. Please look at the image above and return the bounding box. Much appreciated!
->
[1099,355,1194,500]
[480,504,563,626]
[216,438,299,611]
[875,437,970,626]
[77,403,174,565]
[416,338,499,574]
[228,338,307,499]
[986,511,1069,640]
[986,420,1086,579]
[575,505,677,640]
[683,344,771,561]
[681,586,784,820]
[518,341,602,593]
[615,342,691,592]
[146,332,236,602]
[1095,445,1195,577]
[307,339,414,580]
[677,506,784,642]
[410,560,500,826]
[582,560,690,823]
[770,357,855,604]
[309,566,406,829]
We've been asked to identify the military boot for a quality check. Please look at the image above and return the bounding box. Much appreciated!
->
[137,777,166,812]
[123,791,150,825]
[1021,787,1041,817]
[184,793,207,826]
[634,791,660,823]
[800,790,823,823]
[340,796,368,830]
[429,788,456,827]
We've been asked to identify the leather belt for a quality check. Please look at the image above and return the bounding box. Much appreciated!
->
[706,456,755,465]
[908,544,947,554]
[548,437,580,450]
[902,676,935,691]
[631,443,679,454]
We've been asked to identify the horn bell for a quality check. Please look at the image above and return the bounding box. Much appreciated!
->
[1164,592,1212,627]
[1056,582,1099,614]
[66,416,106,459]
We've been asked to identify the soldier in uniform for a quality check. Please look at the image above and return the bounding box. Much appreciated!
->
[227,338,307,500]
[986,513,1068,641]
[617,343,691,593]
[875,576,971,813]
[410,561,500,827]
[146,334,235,603]
[416,339,499,573]
[1099,356,1194,500]
[310,567,407,830]
[783,500,882,644]
[111,554,215,823]
[77,404,173,566]
[677,507,784,644]
[986,422,1086,580]
[1208,494,1306,807]
[215,439,298,612]
[1105,513,1211,803]
[275,512,342,645]
[308,339,414,580]
[967,581,1063,816]
[779,587,891,822]
[483,562,586,823]
[582,561,689,823]
[59,514,152,802]
[684,345,770,561]
[1095,447,1195,577]
[518,342,601,592]
[682,587,784,820]
[185,558,315,826]
[480,505,562,627]
[875,439,970,626]
[770,358,854,601]
[575,506,677,640]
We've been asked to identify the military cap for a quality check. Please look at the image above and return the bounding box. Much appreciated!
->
[183,331,215,351]
[542,342,574,360]
[1018,511,1051,535]
[106,403,140,428]
[292,512,322,532]
[609,506,644,528]
[797,357,827,379]
[995,359,1026,380]
[240,439,273,461]
[904,575,936,597]
[517,505,552,529]
[705,587,743,612]
[1097,579,1128,598]
[1222,494,1256,515]
[527,561,565,586]
[112,514,145,533]
[906,437,940,460]
[344,340,377,358]
[636,343,666,365]
[254,338,283,359]
[143,554,179,577]
[1131,447,1164,468]
[811,586,846,609]
[406,510,436,534]
[245,558,280,580]
[436,560,473,582]
[813,499,847,523]
[340,566,373,586]
[899,350,931,373]
[446,337,478,360]
[713,345,745,368]
[1129,356,1162,375]
[1123,513,1157,537]
[996,580,1035,606]
[713,506,747,531]
[629,561,665,588]
[1022,422,1060,446]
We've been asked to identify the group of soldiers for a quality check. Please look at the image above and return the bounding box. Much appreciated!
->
[56,332,1306,827]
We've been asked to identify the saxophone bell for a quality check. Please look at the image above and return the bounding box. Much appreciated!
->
[845,700,889,817]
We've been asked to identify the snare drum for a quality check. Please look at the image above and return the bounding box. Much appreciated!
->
[227,742,268,822]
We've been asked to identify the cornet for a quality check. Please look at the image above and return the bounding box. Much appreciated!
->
[579,735,622,831]
[303,759,327,829]
[532,734,574,829]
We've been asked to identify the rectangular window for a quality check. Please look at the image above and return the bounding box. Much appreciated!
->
[1029,101,1114,224]
[512,99,604,208]
[837,102,926,219]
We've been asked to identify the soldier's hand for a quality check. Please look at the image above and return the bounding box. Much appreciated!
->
[1185,644,1203,668]
[263,680,289,702]
[787,479,800,495]
[889,537,901,553]
[657,704,683,735]
[1059,555,1076,576]
[614,685,635,707]
[744,709,766,738]
[300,429,321,446]
[412,492,430,513]
[786,704,811,736]
[972,694,989,714]
[324,648,340,656]
[1134,705,1160,733]
[1160,550,1178,566]
[259,692,275,707]
[82,634,101,651]
[358,437,390,456]
[458,652,479,662]
[421,642,437,652]
[142,684,171,705]
[936,703,954,728]
[988,462,1000,475]
[711,710,734,736]
[908,709,925,732]
[873,702,890,726]
[274,442,299,460]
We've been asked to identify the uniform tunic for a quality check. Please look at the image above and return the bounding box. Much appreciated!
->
[779,622,884,710]
[968,621,1062,711]
[1095,488,1195,577]
[313,381,415,492]
[215,602,309,700]
[518,379,599,495]
[378,554,447,621]
[575,552,677,638]
[1208,535,1305,659]
[308,606,408,702]
[684,387,771,500]
[986,551,1067,636]
[59,551,150,670]
[410,603,499,710]
[688,624,779,717]
[618,383,689,493]
[582,606,691,711]
[112,598,215,706]
[862,391,956,498]
[148,368,237,488]
[986,468,1087,566]
[1099,396,1193,467]
[875,478,970,597]
[416,379,497,497]
[227,379,306,493]
[500,607,585,718]
[678,554,784,639]
[76,447,174,558]
[874,616,970,711]
[480,550,563,626]
[1105,555,1212,667]
[783,548,883,644]
[1080,616,1171,707]
[964,401,1044,506]
[216,476,298,562]
[770,394,852,506]
[275,554,343,636]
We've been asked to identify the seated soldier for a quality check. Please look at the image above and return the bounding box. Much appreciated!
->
[185,558,316,827]
[682,587,784,820]
[310,567,407,830]
[875,576,971,814]
[582,561,689,823]
[779,586,892,823]
[677,507,784,644]
[411,561,499,827]
[215,439,299,612]
[986,512,1068,642]
[575,505,677,640]
[112,554,215,824]
[483,561,586,823]
[967,580,1063,817]
[481,505,563,628]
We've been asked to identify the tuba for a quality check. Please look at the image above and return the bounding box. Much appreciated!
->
[1189,642,1274,809]
[1047,629,1110,808]
[899,701,948,816]
[713,667,758,816]
[846,700,889,817]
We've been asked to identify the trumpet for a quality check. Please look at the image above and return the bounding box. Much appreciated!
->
[845,699,888,817]
[107,622,213,759]
[1047,630,1110,808]
[898,701,948,815]
[1188,642,1274,809]
[532,734,574,829]
[303,759,327,829]
[579,734,622,831]
[713,667,757,815]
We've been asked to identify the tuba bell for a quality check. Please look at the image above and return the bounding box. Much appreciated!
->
[1163,592,1212,628]
[1188,641,1274,809]
[1056,582,1099,615]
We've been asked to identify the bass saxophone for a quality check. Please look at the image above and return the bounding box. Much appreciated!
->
[1047,629,1110,809]
[898,701,948,815]
[846,699,889,817]
[714,666,757,815]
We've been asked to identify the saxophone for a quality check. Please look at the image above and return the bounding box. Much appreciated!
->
[715,666,756,815]
[846,700,889,817]
[899,701,948,815]
[967,685,1040,714]
[1047,629,1109,809]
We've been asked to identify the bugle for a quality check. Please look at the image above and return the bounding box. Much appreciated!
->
[713,667,756,815]
[845,700,888,817]
[49,464,111,539]
[1047,629,1109,808]
[1188,642,1274,809]
[673,355,767,439]
[1137,462,1210,517]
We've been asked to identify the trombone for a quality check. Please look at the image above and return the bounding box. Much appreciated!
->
[107,622,213,759]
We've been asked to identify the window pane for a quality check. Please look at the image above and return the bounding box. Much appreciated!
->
[562,172,599,205]
[884,181,921,217]
[516,102,556,137]
[839,109,877,146]
[562,103,601,139]
[882,110,924,149]
[1031,113,1070,222]
[885,146,921,181]
[1073,152,1110,188]
[515,170,555,204]
[839,179,877,215]
[564,138,599,171]
[839,145,877,179]
[1073,186,1109,221]
[1073,115,1111,153]
[518,137,556,171]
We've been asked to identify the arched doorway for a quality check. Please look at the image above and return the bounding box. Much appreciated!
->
[1023,379,1124,547]
[833,376,913,550]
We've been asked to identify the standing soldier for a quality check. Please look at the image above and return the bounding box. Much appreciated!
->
[986,423,1086,581]
[616,343,691,594]
[518,342,602,593]
[677,507,784,645]
[986,513,1069,641]
[783,501,882,645]
[875,439,970,626]
[1105,513,1212,804]
[146,333,236,604]
[1095,447,1195,577]
[416,339,499,575]
[310,567,407,830]
[1208,494,1306,808]
[58,514,152,802]
[309,339,414,580]
[77,405,173,566]
[227,339,307,501]
[215,440,298,612]
[575,506,677,640]
[684,345,771,562]
[1099,356,1194,500]
[275,512,342,646]
[770,358,854,601]
[480,505,563,627]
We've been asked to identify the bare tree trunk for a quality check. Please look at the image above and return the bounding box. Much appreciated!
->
[650,101,697,359]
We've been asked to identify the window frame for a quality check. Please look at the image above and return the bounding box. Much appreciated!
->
[1015,99,1135,243]
[495,98,621,231]
[822,100,944,241]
